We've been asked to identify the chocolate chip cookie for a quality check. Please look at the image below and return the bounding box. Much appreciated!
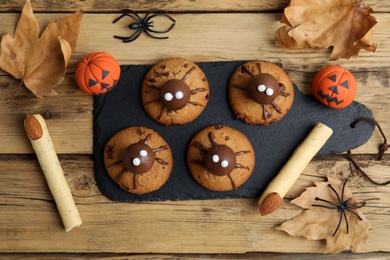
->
[228,61,294,125]
[104,126,172,195]
[187,125,255,191]
[141,57,210,125]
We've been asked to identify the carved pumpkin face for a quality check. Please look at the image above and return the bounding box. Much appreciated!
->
[312,65,356,109]
[75,52,121,95]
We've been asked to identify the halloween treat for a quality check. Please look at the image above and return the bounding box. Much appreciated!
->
[24,114,82,232]
[75,52,121,95]
[312,65,357,109]
[113,10,176,43]
[258,122,333,216]
[104,126,172,195]
[141,57,210,125]
[187,125,255,191]
[228,61,294,125]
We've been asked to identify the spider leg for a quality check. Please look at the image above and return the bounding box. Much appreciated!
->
[114,28,142,43]
[144,30,169,40]
[341,208,349,234]
[312,197,339,209]
[113,10,142,23]
[332,210,344,236]
[144,12,176,34]
[328,183,344,205]
[345,208,363,221]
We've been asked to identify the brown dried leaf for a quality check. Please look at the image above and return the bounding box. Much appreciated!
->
[276,175,371,253]
[0,0,83,97]
[275,0,377,60]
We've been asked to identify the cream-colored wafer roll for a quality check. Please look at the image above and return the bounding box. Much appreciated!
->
[24,114,82,231]
[258,122,333,216]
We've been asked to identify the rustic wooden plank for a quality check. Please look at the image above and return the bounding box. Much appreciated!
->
[0,13,389,155]
[0,13,388,72]
[0,0,287,13]
[0,76,93,154]
[1,252,390,259]
[0,0,386,13]
[0,154,389,253]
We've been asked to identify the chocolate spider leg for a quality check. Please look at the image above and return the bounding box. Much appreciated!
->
[107,160,123,168]
[153,145,169,153]
[270,102,282,113]
[235,150,250,156]
[208,132,218,146]
[235,163,249,170]
[231,84,247,90]
[155,157,169,165]
[114,168,127,182]
[227,173,237,190]
[181,66,196,82]
[190,88,206,94]
[132,173,138,189]
[188,101,203,106]
[140,134,152,144]
[192,141,208,153]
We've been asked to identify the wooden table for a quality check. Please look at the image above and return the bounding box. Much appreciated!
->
[1,0,389,258]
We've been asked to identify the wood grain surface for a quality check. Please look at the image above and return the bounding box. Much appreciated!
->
[0,0,389,258]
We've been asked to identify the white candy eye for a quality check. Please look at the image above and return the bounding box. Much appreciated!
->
[220,160,229,168]
[139,150,147,157]
[133,158,141,166]
[175,91,184,100]
[257,84,266,92]
[164,92,173,101]
[266,88,274,96]
[212,154,219,163]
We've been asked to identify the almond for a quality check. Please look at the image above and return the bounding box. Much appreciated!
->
[24,114,43,140]
[260,192,282,216]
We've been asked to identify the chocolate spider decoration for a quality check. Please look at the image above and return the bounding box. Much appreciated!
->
[144,65,207,120]
[112,9,176,42]
[106,134,169,189]
[190,131,250,189]
[312,178,366,236]
[232,64,290,120]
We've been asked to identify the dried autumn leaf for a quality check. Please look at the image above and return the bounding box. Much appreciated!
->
[276,175,371,253]
[275,0,377,60]
[0,0,83,98]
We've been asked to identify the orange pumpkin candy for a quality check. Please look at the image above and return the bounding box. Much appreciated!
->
[75,52,121,95]
[312,65,357,109]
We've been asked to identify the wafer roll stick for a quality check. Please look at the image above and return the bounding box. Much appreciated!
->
[24,114,82,231]
[258,122,333,216]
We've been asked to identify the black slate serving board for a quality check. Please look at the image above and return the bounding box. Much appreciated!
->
[93,60,375,202]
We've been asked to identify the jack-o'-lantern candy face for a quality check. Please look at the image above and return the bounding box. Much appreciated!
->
[75,52,121,95]
[312,65,357,109]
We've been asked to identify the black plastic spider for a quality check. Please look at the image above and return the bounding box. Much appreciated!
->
[112,9,176,43]
[312,178,366,236]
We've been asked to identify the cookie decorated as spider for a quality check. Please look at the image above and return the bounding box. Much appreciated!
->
[103,126,172,195]
[312,65,357,109]
[75,52,121,95]
[141,57,210,125]
[228,61,294,125]
[187,125,255,192]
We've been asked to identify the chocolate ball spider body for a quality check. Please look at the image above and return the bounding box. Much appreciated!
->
[204,144,236,176]
[122,142,155,174]
[142,58,210,125]
[159,79,191,111]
